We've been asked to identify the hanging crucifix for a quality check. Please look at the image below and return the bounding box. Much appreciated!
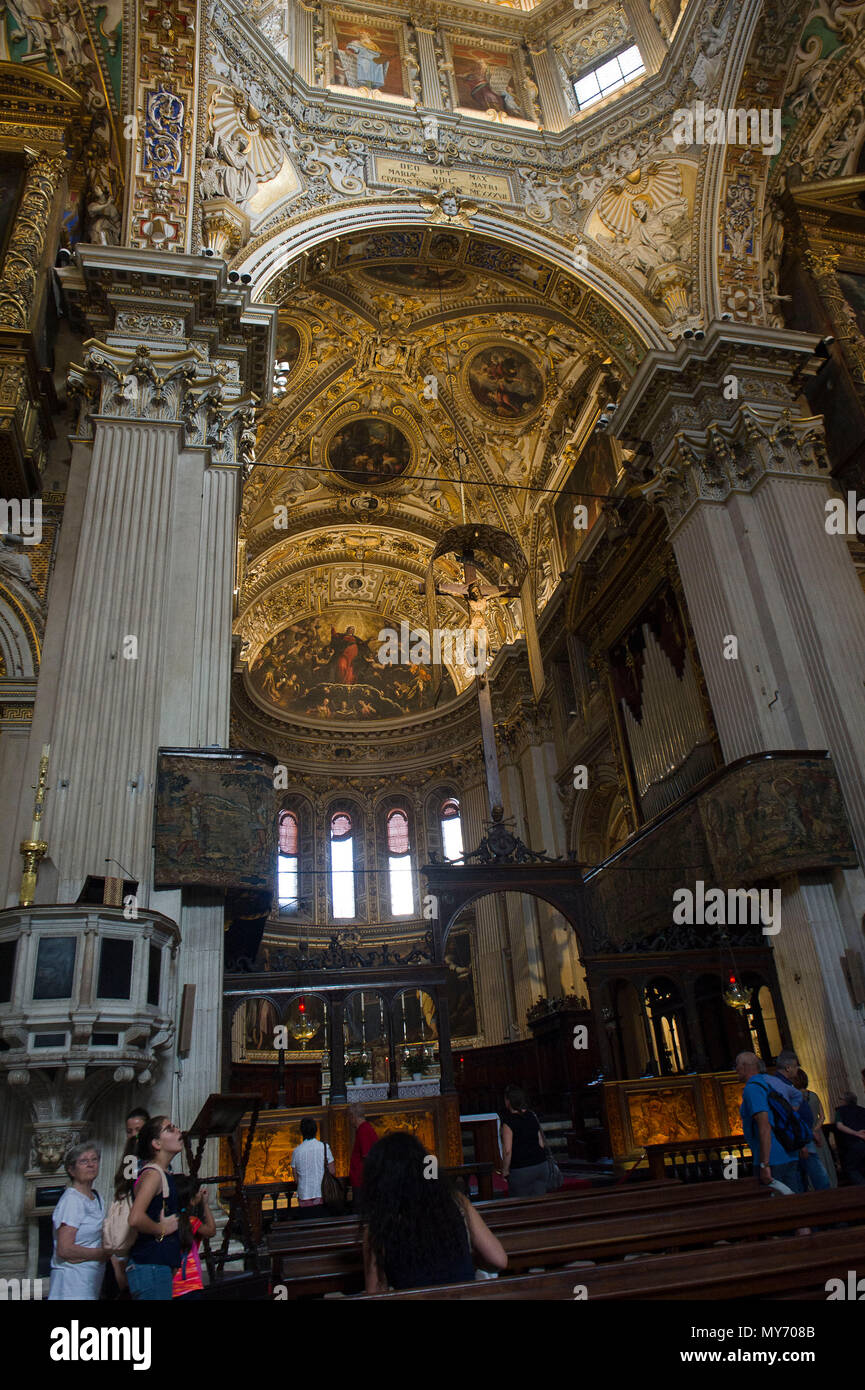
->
[427,524,543,822]
[436,552,520,816]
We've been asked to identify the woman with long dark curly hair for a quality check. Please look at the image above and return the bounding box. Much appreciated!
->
[360,1131,507,1292]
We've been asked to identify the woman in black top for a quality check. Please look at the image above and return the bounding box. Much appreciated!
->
[500,1085,548,1197]
[126,1115,183,1300]
[362,1132,506,1291]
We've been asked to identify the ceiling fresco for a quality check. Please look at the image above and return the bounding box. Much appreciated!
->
[234,224,630,727]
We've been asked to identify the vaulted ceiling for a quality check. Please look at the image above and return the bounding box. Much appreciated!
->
[234,225,632,726]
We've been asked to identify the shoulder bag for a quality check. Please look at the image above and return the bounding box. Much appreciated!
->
[320,1140,347,1214]
[103,1162,168,1255]
[532,1112,564,1192]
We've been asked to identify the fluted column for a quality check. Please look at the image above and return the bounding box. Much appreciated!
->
[412,18,446,110]
[500,761,546,1027]
[614,322,865,1093]
[462,777,517,1044]
[526,43,569,132]
[621,0,667,74]
[292,0,316,84]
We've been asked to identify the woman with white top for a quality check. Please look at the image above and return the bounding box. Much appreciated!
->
[48,1142,109,1300]
[291,1117,335,1215]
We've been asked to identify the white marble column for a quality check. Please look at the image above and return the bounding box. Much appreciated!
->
[413,23,446,110]
[291,0,316,84]
[614,323,865,1091]
[621,0,667,74]
[461,777,517,1044]
[527,43,570,132]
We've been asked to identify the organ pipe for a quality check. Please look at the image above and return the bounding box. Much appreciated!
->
[621,625,714,818]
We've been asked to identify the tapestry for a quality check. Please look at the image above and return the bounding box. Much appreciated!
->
[700,755,857,882]
[587,754,856,952]
[154,750,277,891]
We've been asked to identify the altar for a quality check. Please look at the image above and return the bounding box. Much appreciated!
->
[224,1094,463,1194]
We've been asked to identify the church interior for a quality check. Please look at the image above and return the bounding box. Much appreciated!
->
[2,0,865,1312]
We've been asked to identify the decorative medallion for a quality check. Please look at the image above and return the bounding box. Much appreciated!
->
[323,414,413,487]
[463,343,545,425]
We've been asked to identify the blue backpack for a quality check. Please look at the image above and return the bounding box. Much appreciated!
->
[750,1078,812,1155]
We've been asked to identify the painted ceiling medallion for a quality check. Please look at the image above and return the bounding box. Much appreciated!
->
[324,414,413,487]
[463,343,545,425]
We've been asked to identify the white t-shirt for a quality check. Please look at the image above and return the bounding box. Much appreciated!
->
[291,1138,333,1201]
[48,1187,105,1300]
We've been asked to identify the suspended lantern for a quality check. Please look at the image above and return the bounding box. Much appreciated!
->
[291,994,316,1045]
[723,974,753,1011]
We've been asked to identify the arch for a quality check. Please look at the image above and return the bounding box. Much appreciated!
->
[0,585,40,678]
[235,203,669,357]
[427,870,590,959]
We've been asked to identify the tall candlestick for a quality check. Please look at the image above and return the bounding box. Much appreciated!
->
[20,744,50,907]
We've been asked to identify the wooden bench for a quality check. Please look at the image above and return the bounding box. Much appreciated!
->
[356,1224,865,1301]
[269,1185,865,1298]
[268,1177,754,1261]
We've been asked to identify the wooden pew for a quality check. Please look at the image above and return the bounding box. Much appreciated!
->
[269,1185,865,1298]
[269,1177,753,1262]
[356,1225,865,1301]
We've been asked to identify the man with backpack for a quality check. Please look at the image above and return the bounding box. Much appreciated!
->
[735,1051,812,1192]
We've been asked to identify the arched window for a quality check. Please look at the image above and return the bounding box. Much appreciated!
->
[387,808,414,916]
[278,810,299,911]
[440,797,464,862]
[330,811,356,919]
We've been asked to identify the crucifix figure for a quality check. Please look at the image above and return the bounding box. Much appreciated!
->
[435,552,520,818]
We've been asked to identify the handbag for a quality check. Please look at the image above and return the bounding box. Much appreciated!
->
[103,1163,169,1255]
[532,1113,564,1192]
[320,1140,347,1214]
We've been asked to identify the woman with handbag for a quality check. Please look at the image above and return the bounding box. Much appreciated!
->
[291,1117,337,1215]
[126,1115,183,1300]
[500,1086,550,1197]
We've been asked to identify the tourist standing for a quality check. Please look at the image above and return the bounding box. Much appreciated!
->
[834,1091,865,1185]
[172,1175,216,1300]
[499,1085,547,1197]
[126,1116,183,1299]
[291,1117,335,1214]
[348,1104,378,1200]
[794,1068,836,1188]
[735,1052,808,1192]
[48,1143,109,1300]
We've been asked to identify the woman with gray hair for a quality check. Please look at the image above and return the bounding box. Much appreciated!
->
[47,1142,109,1300]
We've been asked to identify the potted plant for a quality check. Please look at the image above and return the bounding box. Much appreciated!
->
[410,1053,429,1082]
[346,1060,366,1085]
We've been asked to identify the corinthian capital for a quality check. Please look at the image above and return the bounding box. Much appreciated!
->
[613,322,831,531]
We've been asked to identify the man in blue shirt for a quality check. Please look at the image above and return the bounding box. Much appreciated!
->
[735,1051,806,1192]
